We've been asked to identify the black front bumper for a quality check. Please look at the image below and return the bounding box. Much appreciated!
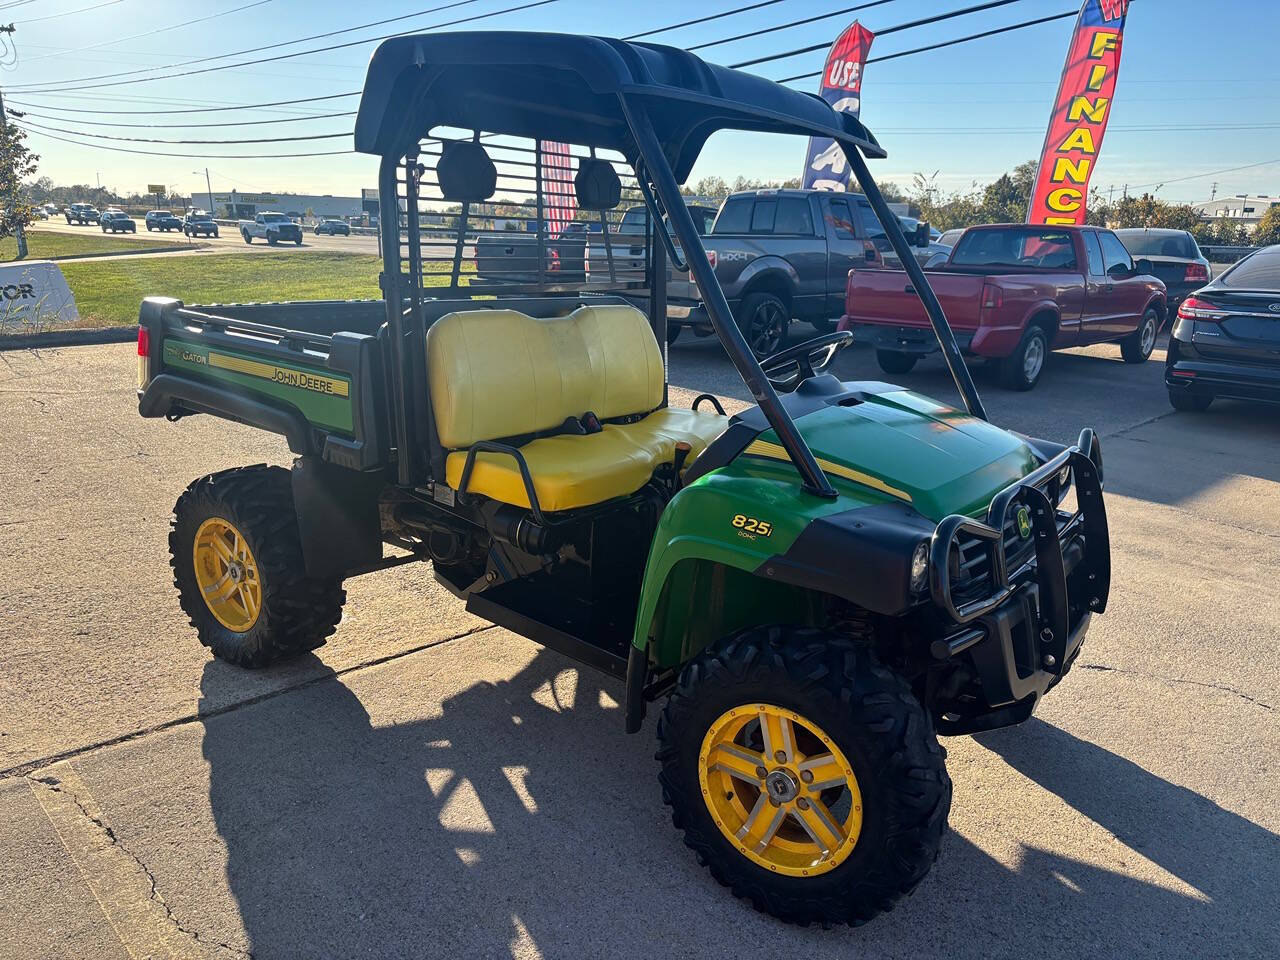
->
[929,430,1110,733]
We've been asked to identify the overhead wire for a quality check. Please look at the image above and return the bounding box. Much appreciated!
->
[14,122,356,159]
[16,116,352,144]
[9,90,362,115]
[623,0,792,40]
[688,0,898,52]
[16,0,123,24]
[8,106,356,128]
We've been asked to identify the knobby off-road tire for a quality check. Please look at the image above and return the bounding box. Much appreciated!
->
[657,626,951,927]
[170,465,345,668]
[1121,307,1160,364]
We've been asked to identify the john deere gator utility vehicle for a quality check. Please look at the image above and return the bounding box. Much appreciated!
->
[137,32,1110,926]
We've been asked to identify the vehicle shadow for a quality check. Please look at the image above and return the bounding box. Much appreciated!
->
[200,653,1274,959]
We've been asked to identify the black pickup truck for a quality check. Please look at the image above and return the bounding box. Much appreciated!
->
[681,188,932,357]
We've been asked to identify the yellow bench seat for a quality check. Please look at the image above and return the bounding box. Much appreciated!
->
[445,407,726,512]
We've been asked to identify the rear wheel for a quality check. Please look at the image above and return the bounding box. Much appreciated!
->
[737,292,790,359]
[1000,323,1049,391]
[875,349,917,375]
[1121,307,1160,363]
[170,465,345,668]
[242,231,252,244]
[657,626,950,927]
[1169,389,1212,412]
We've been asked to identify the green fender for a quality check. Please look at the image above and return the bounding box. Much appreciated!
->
[631,456,892,668]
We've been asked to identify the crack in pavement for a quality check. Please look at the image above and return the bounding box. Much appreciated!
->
[1,623,496,781]
[31,771,254,960]
[1079,662,1273,711]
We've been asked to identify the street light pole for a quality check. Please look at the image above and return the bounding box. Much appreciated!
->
[193,168,214,215]
[0,24,26,260]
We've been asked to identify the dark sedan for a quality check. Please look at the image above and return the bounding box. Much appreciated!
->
[314,219,351,236]
[1115,228,1211,317]
[100,211,136,233]
[1166,245,1280,412]
[145,210,183,232]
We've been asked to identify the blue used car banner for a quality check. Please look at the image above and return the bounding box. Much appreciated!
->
[802,21,875,191]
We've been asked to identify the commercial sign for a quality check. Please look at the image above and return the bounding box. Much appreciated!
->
[147,184,166,195]
[1026,0,1129,225]
[0,260,80,334]
[801,21,875,191]
[212,193,279,205]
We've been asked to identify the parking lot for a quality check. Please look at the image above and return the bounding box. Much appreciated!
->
[1,336,1276,960]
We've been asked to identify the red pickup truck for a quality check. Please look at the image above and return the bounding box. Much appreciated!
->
[838,224,1167,389]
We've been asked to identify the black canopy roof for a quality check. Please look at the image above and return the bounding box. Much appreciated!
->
[353,31,885,181]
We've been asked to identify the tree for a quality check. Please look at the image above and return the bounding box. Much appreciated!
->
[0,121,39,255]
[1253,205,1280,246]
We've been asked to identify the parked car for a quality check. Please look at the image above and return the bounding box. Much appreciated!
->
[100,211,137,233]
[840,223,1167,389]
[1166,244,1280,412]
[65,203,100,225]
[240,211,303,245]
[314,219,351,236]
[41,203,60,218]
[937,227,965,248]
[1114,228,1211,318]
[183,211,219,238]
[145,210,183,232]
[684,188,933,355]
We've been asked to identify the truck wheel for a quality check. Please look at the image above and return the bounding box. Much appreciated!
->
[1121,307,1159,364]
[170,465,345,668]
[242,231,252,244]
[657,625,950,927]
[295,238,303,246]
[1169,389,1212,412]
[875,350,917,375]
[268,235,278,246]
[738,292,789,359]
[999,324,1049,391]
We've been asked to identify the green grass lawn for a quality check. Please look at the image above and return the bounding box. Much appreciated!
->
[61,252,386,326]
[1,227,188,262]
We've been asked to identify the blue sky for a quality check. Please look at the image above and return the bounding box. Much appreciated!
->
[7,0,1276,204]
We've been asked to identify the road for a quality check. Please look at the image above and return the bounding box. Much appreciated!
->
[0,338,1276,960]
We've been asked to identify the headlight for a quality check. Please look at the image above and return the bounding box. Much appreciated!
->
[910,540,930,595]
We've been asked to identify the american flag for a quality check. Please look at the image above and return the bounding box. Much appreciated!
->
[541,140,578,239]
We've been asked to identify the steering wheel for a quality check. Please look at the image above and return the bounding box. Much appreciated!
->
[760,331,854,391]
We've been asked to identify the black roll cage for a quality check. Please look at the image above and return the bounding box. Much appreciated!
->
[364,33,987,495]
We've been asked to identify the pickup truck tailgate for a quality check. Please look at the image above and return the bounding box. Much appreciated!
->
[846,268,985,330]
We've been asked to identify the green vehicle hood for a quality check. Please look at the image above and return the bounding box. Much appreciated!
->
[754,389,1039,521]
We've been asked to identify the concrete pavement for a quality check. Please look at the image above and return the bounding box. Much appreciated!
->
[0,341,1276,959]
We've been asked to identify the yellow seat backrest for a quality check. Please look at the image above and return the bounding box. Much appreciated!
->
[425,304,663,450]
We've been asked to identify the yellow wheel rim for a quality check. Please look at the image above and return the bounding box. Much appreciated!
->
[698,703,862,877]
[192,517,263,632]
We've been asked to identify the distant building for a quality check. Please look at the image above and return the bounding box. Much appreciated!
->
[1190,195,1280,233]
[192,189,379,222]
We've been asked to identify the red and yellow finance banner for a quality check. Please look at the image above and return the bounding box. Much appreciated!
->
[1027,0,1129,225]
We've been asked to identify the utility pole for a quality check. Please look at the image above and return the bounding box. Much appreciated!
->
[193,167,214,214]
[0,23,26,259]
[1209,182,1218,202]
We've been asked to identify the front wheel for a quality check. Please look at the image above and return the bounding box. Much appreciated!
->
[295,238,302,246]
[657,626,950,927]
[875,349,917,375]
[242,231,252,244]
[1121,308,1160,364]
[1000,324,1049,391]
[170,465,345,668]
[737,292,790,360]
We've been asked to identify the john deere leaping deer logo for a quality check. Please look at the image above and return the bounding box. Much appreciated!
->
[1016,506,1033,540]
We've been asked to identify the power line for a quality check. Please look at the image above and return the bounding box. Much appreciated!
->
[10,90,361,115]
[624,0,791,40]
[7,0,509,92]
[1127,158,1280,191]
[16,116,351,144]
[9,106,356,128]
[15,122,356,159]
[689,0,898,52]
[22,1,273,64]
[17,0,123,24]
[775,8,1075,82]
[730,0,1027,68]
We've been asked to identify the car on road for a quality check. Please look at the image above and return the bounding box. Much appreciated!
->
[183,211,219,238]
[1166,244,1280,412]
[314,219,351,236]
[240,211,303,246]
[840,223,1168,390]
[684,188,933,356]
[65,203,100,225]
[145,210,183,232]
[1114,228,1211,318]
[100,210,137,233]
[136,30,1112,928]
